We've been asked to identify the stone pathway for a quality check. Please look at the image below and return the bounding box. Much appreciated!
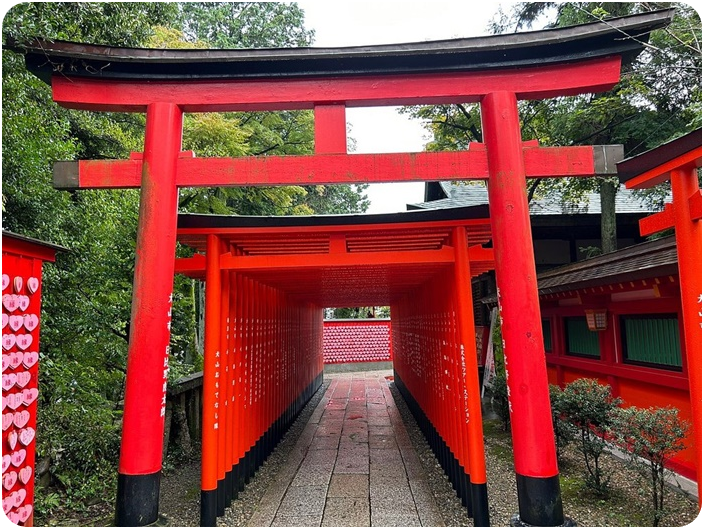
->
[246,371,443,527]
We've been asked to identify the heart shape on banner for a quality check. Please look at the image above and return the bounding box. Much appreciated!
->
[2,294,19,312]
[19,427,35,446]
[8,511,19,524]
[13,488,27,507]
[2,498,13,516]
[1,396,6,411]
[13,410,30,428]
[7,430,18,450]
[2,413,14,431]
[17,296,30,312]
[2,471,17,491]
[1,274,9,291]
[8,393,24,411]
[18,466,32,485]
[17,504,33,523]
[2,313,8,329]
[23,314,39,332]
[2,334,16,351]
[9,351,24,370]
[27,277,39,295]
[2,373,17,391]
[15,334,32,351]
[22,388,38,406]
[15,371,31,389]
[13,276,23,294]
[1,355,8,372]
[9,315,24,332]
[1,454,10,473]
[23,351,39,369]
[11,449,27,468]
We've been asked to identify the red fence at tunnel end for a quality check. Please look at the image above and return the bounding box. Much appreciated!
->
[323,319,392,364]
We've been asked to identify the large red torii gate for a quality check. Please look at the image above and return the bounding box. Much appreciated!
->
[16,8,673,527]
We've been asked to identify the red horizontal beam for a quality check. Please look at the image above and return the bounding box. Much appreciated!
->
[175,254,205,275]
[624,147,702,189]
[639,203,675,236]
[50,57,621,112]
[55,145,600,189]
[468,246,494,264]
[221,248,456,271]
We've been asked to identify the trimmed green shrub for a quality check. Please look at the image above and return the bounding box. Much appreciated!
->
[549,384,576,461]
[560,378,621,496]
[613,406,689,526]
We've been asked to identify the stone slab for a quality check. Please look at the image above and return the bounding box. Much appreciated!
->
[322,497,370,527]
[327,474,370,498]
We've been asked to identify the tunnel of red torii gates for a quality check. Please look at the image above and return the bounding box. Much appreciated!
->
[175,207,495,525]
[14,7,687,528]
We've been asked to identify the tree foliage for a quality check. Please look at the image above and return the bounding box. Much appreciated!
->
[2,2,367,521]
[405,2,701,252]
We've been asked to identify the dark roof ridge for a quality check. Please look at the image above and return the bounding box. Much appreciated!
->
[11,9,674,82]
[537,235,675,280]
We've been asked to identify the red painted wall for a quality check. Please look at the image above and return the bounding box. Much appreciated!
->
[541,284,695,480]
[323,319,391,364]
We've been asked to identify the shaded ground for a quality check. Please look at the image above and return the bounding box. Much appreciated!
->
[35,370,699,526]
[158,371,700,527]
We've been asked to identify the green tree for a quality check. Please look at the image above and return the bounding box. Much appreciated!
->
[2,2,367,521]
[405,2,701,254]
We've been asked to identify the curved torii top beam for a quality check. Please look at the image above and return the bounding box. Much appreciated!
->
[18,9,672,82]
[13,9,673,113]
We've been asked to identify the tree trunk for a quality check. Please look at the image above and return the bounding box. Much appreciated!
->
[600,179,618,254]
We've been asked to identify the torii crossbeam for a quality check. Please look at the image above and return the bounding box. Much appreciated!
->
[16,8,674,527]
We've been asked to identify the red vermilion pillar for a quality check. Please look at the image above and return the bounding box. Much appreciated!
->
[116,102,183,526]
[201,234,222,527]
[481,91,565,526]
[453,227,490,526]
[671,167,703,502]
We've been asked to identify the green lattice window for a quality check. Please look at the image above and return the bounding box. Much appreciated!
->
[565,317,600,358]
[621,314,682,370]
[542,319,552,352]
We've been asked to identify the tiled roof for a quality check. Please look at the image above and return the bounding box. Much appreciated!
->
[323,320,391,364]
[411,182,660,215]
[536,235,677,294]
[480,236,677,303]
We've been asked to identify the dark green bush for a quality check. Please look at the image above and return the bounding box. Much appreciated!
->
[549,384,576,461]
[613,406,689,526]
[560,378,621,496]
[35,356,122,519]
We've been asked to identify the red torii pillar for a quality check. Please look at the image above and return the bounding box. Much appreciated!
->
[115,102,182,526]
[618,132,702,504]
[482,92,565,525]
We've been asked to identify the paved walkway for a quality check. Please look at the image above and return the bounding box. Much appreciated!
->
[247,371,444,527]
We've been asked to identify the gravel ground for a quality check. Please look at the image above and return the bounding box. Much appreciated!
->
[159,375,700,527]
[160,380,330,527]
[389,379,700,527]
